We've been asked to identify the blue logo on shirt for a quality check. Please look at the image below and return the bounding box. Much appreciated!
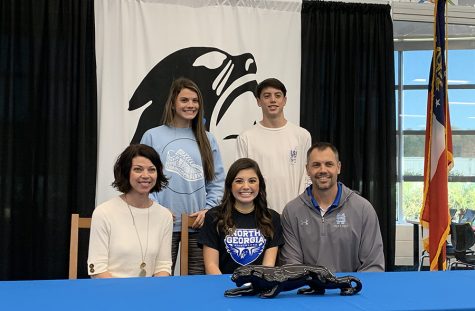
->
[224,229,266,266]
[334,212,349,228]
[336,212,346,225]
[289,148,297,165]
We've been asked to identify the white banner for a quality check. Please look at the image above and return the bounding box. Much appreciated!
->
[95,0,302,205]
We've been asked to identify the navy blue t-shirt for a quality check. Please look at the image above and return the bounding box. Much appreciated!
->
[198,206,284,274]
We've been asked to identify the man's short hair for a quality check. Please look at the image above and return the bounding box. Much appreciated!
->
[306,142,340,163]
[255,78,287,98]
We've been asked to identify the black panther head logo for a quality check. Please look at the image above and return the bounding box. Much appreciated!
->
[129,47,258,143]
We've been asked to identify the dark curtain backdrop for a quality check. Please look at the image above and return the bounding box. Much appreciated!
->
[0,0,97,280]
[300,1,396,271]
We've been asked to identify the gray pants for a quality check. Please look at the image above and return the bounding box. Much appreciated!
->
[171,231,205,275]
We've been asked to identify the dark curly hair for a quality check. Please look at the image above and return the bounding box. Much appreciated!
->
[216,158,274,238]
[112,144,168,193]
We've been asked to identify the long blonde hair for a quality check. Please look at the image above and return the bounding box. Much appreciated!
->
[161,77,215,182]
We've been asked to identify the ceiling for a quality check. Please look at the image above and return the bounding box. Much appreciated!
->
[391,1,475,49]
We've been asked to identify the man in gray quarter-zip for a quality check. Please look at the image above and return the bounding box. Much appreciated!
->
[280,142,384,272]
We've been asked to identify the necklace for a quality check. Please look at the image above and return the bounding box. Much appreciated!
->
[124,194,150,277]
[234,204,255,214]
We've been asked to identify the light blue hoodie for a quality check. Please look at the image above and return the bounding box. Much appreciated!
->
[141,125,225,232]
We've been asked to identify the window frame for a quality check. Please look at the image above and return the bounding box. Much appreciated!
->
[395,48,475,222]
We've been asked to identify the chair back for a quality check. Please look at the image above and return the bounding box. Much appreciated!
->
[451,223,475,254]
[459,209,475,225]
[69,214,91,279]
[450,208,457,222]
[180,214,197,275]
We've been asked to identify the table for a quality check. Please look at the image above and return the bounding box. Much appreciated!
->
[1,271,475,310]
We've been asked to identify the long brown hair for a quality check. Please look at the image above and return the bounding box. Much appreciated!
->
[161,77,215,182]
[216,158,274,238]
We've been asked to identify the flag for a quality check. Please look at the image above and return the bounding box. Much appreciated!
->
[420,0,453,271]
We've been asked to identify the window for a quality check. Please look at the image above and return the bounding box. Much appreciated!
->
[394,25,475,222]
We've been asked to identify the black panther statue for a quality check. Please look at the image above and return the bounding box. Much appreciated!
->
[224,264,362,298]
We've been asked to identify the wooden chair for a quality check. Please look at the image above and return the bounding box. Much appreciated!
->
[180,214,197,275]
[69,214,91,279]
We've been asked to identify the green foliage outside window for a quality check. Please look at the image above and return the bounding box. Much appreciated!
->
[402,182,475,221]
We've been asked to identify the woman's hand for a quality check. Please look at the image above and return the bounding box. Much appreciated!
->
[91,271,113,278]
[153,271,171,277]
[190,209,208,229]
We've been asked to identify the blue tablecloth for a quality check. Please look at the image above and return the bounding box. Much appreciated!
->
[1,270,474,310]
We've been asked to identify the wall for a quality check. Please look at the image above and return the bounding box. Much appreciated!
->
[395,223,418,267]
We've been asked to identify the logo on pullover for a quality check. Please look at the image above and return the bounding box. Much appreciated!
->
[335,212,348,228]
[165,149,203,181]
